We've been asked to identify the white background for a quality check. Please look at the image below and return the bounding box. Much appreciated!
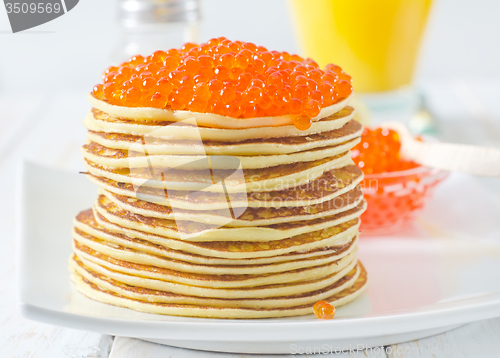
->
[1,0,500,95]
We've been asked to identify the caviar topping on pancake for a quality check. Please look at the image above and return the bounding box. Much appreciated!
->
[91,38,353,130]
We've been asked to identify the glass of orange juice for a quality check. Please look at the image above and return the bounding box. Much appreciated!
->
[289,0,433,123]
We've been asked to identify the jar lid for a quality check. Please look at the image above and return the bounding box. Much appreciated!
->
[118,0,200,27]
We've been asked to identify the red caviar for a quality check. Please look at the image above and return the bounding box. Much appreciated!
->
[351,127,419,174]
[352,127,447,234]
[92,38,353,129]
[313,301,336,319]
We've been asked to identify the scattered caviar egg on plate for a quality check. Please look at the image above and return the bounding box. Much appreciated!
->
[313,301,336,320]
[91,38,353,130]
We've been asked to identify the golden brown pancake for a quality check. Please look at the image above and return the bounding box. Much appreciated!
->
[92,209,360,259]
[86,165,364,209]
[73,226,359,275]
[72,249,359,298]
[70,259,368,318]
[75,209,359,263]
[83,106,356,142]
[83,151,354,193]
[87,92,353,128]
[71,255,362,309]
[86,119,363,155]
[73,239,358,288]
[100,185,364,227]
[81,138,360,169]
[93,193,366,242]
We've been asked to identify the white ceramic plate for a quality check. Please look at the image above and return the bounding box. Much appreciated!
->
[18,162,500,354]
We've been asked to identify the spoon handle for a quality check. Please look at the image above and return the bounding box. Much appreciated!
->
[382,122,500,177]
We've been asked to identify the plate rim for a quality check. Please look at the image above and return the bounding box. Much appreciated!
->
[18,292,500,341]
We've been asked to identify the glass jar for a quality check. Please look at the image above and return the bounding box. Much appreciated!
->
[112,0,200,64]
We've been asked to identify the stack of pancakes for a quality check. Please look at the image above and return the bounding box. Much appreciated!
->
[69,98,368,318]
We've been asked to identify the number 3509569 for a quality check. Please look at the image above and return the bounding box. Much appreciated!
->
[5,2,62,14]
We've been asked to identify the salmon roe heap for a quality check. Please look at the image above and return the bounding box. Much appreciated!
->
[313,301,336,320]
[352,127,447,235]
[351,127,419,174]
[92,38,353,129]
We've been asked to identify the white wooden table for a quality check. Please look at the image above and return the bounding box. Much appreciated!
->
[2,81,500,357]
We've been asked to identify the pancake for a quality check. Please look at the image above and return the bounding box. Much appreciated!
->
[73,226,359,275]
[86,119,363,156]
[76,210,358,263]
[81,138,360,169]
[71,255,361,309]
[87,92,353,128]
[72,248,358,298]
[100,186,364,227]
[94,194,366,242]
[84,151,354,193]
[73,238,358,288]
[73,220,357,275]
[92,209,360,259]
[70,260,368,318]
[86,165,364,209]
[83,106,356,142]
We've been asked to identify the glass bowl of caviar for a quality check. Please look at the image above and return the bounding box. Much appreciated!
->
[352,127,448,235]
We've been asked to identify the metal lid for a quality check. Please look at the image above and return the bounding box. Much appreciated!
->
[118,0,200,27]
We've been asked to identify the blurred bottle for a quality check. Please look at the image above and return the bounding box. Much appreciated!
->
[112,0,200,64]
[289,0,433,125]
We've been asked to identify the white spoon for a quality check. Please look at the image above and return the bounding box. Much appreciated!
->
[382,122,500,177]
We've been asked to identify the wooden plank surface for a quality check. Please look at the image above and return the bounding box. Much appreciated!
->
[109,337,388,358]
[109,319,500,358]
[388,318,500,358]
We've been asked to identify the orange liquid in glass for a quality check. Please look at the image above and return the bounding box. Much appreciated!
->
[290,0,433,92]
